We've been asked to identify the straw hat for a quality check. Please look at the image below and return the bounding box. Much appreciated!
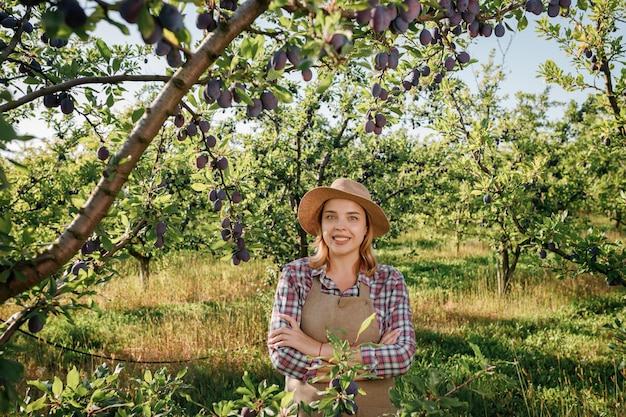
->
[298,178,390,238]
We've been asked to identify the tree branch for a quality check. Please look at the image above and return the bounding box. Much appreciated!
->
[0,74,171,113]
[0,0,273,304]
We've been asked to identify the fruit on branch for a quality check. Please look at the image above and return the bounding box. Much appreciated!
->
[173,113,185,127]
[119,0,144,24]
[205,134,217,148]
[196,11,217,31]
[1,16,17,28]
[43,93,58,108]
[246,98,263,117]
[198,120,210,133]
[166,48,182,67]
[217,156,228,170]
[525,0,543,15]
[494,23,505,37]
[28,314,44,333]
[159,3,184,33]
[302,68,313,82]
[220,0,238,12]
[217,89,233,108]
[154,40,171,56]
[57,0,87,28]
[444,56,456,70]
[71,261,87,275]
[141,17,163,44]
[270,49,288,71]
[286,45,302,67]
[260,91,278,110]
[186,122,198,137]
[196,154,209,169]
[457,51,470,64]
[155,221,166,236]
[419,28,432,46]
[97,145,109,161]
[60,96,74,114]
[204,79,222,103]
[81,239,100,255]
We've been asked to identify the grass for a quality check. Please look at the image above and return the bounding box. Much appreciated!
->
[3,228,626,415]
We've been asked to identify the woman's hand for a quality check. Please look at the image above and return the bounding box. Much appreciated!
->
[268,313,320,357]
[379,328,401,345]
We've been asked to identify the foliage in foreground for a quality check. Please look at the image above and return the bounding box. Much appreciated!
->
[4,339,499,417]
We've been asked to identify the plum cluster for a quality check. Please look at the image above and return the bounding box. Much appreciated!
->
[42,92,75,114]
[118,0,186,67]
[172,110,232,176]
[356,0,421,33]
[220,216,250,265]
[581,47,606,72]
[201,77,282,117]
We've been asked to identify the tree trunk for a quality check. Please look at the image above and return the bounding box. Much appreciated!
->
[128,248,151,288]
[497,242,522,296]
[455,218,461,256]
[497,244,509,296]
[139,256,150,288]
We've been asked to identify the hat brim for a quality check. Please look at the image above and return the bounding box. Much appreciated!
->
[298,187,390,238]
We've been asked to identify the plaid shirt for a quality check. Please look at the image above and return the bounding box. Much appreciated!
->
[268,257,416,381]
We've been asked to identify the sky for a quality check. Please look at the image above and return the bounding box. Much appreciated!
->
[11,10,591,142]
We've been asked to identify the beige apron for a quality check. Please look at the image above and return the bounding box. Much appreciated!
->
[285,277,396,417]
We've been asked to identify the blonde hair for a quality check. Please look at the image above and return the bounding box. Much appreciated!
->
[308,205,379,277]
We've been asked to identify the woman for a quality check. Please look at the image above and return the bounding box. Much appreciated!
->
[268,178,416,417]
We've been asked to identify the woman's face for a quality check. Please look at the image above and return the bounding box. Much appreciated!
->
[320,198,368,258]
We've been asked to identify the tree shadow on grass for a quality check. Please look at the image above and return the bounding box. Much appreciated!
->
[412,312,625,415]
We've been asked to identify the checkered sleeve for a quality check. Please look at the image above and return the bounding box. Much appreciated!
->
[361,266,416,378]
[268,260,319,381]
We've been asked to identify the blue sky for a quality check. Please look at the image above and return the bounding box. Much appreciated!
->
[460,17,590,105]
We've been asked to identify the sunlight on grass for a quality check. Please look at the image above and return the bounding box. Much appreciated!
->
[5,226,626,415]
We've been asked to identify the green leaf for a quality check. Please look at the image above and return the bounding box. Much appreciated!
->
[0,214,11,234]
[71,197,86,209]
[67,367,80,389]
[131,108,145,122]
[24,395,48,412]
[0,116,33,142]
[316,70,335,94]
[0,270,10,284]
[356,313,376,342]
[96,39,112,61]
[144,368,153,383]
[41,9,65,38]
[272,85,293,104]
[190,183,209,192]
[517,15,528,31]
[577,0,588,10]
[137,7,154,40]
[52,376,63,397]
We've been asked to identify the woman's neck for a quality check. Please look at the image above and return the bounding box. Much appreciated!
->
[326,254,361,292]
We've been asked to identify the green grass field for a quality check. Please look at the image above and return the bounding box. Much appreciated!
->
[4,228,626,416]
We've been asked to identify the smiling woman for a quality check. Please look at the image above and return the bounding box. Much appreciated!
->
[267,178,416,417]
